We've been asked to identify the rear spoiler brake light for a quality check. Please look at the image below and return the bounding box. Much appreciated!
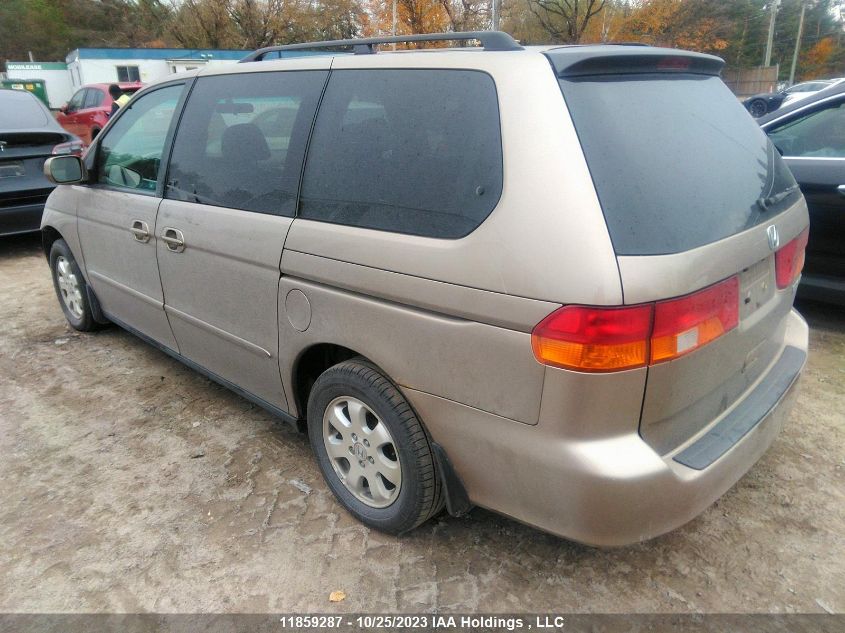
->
[549,49,725,79]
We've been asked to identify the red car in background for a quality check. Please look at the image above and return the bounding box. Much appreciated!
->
[57,82,142,145]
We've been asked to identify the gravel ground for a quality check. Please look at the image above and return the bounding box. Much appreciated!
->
[0,233,843,614]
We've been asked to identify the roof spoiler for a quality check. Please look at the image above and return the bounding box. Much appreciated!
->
[240,31,523,63]
[547,47,725,78]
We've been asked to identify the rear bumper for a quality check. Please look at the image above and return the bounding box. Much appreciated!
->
[405,309,808,547]
[0,202,45,236]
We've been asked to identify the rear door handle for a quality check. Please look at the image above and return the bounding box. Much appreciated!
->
[838,184,845,197]
[130,220,150,243]
[161,227,185,252]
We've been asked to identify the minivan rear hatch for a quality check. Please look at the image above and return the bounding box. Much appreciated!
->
[547,47,808,456]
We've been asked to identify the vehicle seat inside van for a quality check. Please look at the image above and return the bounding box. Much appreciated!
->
[212,122,279,207]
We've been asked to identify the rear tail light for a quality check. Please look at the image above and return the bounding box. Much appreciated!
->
[531,305,653,372]
[52,140,84,156]
[650,277,739,363]
[775,228,809,289]
[531,276,740,372]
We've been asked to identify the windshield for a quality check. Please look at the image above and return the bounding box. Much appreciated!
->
[558,74,798,255]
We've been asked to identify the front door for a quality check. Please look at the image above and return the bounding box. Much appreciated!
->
[77,82,186,350]
[156,68,328,410]
[58,88,86,138]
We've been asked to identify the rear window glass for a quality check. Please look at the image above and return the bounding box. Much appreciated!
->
[558,74,798,255]
[299,69,502,239]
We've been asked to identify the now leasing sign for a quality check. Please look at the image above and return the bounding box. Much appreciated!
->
[6,62,67,71]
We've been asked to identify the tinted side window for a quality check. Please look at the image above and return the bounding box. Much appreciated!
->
[768,98,845,158]
[96,85,183,192]
[166,71,327,216]
[84,88,104,109]
[300,69,503,239]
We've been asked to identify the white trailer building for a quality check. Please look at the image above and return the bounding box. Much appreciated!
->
[65,47,248,89]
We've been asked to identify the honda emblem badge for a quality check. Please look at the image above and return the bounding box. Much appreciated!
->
[766,225,780,251]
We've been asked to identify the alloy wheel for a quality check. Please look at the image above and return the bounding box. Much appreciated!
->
[56,255,84,319]
[322,396,402,508]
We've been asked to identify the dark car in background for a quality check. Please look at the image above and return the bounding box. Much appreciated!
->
[0,88,83,237]
[56,82,142,146]
[759,81,845,305]
[744,80,835,118]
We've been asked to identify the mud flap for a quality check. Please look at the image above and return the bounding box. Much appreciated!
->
[431,441,473,517]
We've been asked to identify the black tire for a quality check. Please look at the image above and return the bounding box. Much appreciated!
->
[307,359,445,534]
[49,238,99,332]
[748,99,768,118]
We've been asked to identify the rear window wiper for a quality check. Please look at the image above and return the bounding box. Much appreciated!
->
[757,184,800,211]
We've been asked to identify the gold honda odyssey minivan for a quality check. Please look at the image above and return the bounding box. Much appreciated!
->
[41,32,809,546]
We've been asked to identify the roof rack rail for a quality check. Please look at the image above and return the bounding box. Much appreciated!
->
[239,31,523,63]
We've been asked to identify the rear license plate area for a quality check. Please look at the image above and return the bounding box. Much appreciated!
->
[739,256,775,320]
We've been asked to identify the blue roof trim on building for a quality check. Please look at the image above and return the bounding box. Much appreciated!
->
[67,48,248,62]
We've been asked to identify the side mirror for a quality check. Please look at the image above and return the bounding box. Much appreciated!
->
[44,155,86,184]
[59,104,68,114]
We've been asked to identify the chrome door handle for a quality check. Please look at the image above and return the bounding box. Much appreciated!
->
[837,184,845,197]
[161,227,185,252]
[130,220,150,243]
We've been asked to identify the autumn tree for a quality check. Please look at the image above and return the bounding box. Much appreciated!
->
[440,0,491,32]
[614,0,731,54]
[168,0,235,48]
[525,0,606,43]
[364,0,450,37]
[167,0,363,49]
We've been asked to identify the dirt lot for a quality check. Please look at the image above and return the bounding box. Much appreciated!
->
[0,233,843,614]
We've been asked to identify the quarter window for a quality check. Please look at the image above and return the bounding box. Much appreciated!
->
[116,65,141,82]
[768,98,845,158]
[165,71,327,216]
[96,84,183,192]
[299,69,503,239]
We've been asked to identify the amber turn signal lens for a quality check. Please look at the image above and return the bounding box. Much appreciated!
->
[531,305,653,372]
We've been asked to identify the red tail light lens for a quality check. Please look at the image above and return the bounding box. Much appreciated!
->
[651,276,739,364]
[52,140,84,156]
[775,228,809,289]
[531,277,740,372]
[531,305,653,372]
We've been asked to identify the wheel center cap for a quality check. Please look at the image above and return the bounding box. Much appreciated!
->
[352,442,367,461]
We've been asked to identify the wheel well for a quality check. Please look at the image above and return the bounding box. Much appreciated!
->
[292,343,361,423]
[41,226,61,259]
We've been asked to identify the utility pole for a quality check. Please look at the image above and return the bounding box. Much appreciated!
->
[764,0,779,67]
[789,0,807,85]
[492,0,500,31]
[392,0,397,51]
